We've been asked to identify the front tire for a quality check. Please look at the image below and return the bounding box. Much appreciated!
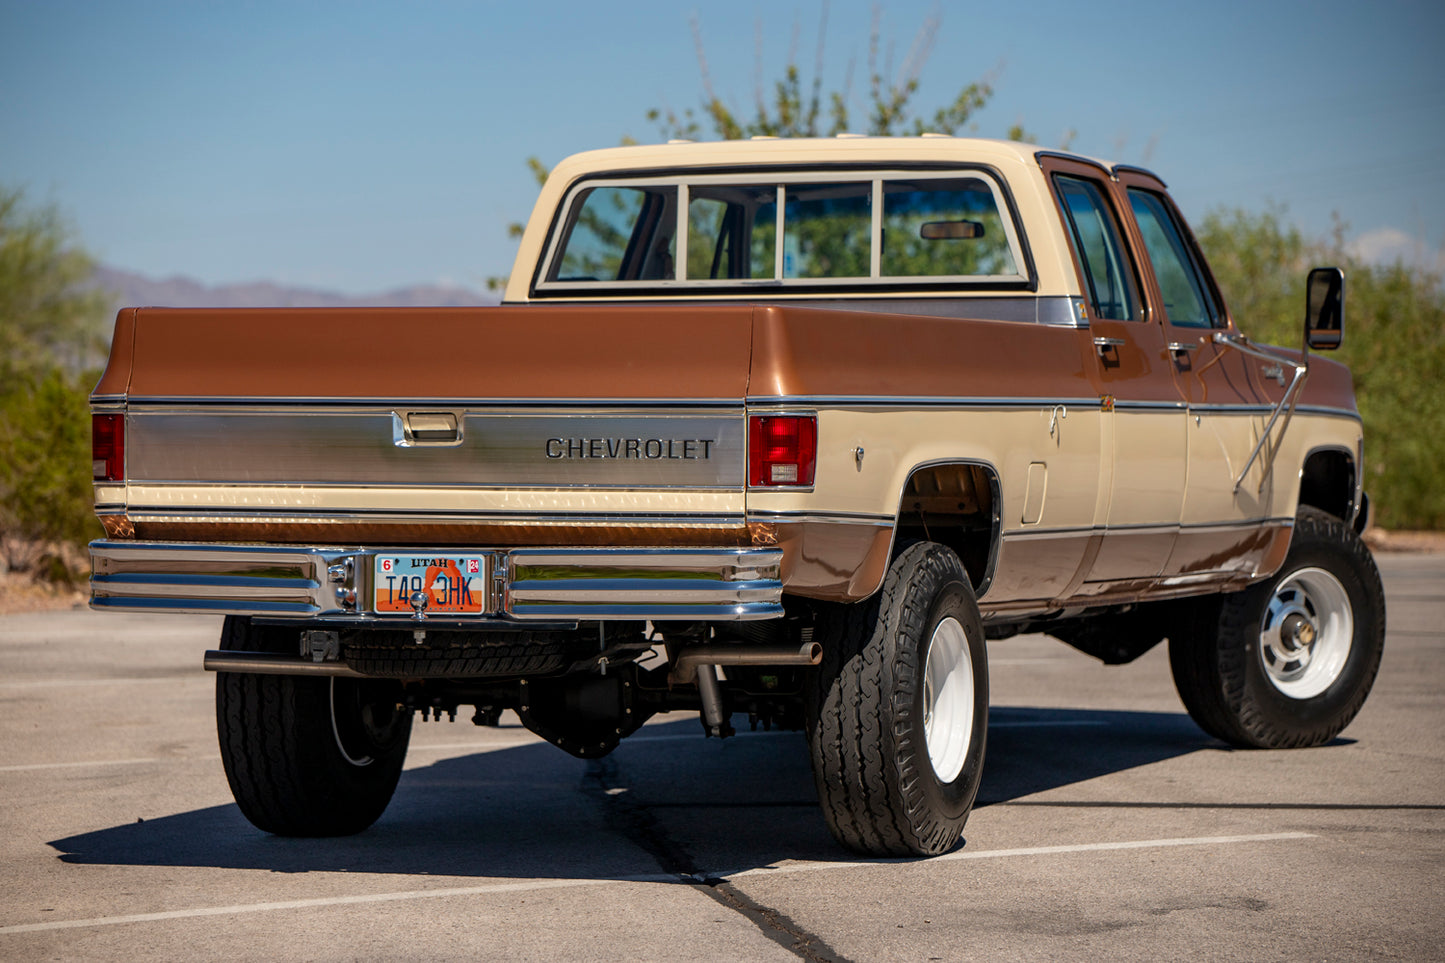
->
[806,542,988,856]
[1169,507,1386,748]
[216,617,412,836]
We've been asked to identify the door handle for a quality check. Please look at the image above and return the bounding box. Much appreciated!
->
[1166,341,1200,358]
[1093,336,1125,356]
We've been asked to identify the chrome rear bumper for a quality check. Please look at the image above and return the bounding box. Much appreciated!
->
[89,540,784,621]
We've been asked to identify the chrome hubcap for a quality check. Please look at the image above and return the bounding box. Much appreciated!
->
[923,616,974,783]
[1259,567,1353,699]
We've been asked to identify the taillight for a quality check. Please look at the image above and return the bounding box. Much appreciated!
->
[748,414,816,487]
[92,413,124,482]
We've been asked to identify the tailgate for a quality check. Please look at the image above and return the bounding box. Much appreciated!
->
[93,304,757,546]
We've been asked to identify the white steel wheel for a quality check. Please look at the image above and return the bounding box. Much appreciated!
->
[1258,566,1353,700]
[1167,507,1386,749]
[805,541,988,856]
[923,616,974,783]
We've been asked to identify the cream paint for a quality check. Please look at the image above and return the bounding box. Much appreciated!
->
[504,138,1082,305]
[116,484,747,516]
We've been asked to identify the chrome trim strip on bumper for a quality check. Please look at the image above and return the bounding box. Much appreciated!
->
[505,549,781,620]
[89,541,784,621]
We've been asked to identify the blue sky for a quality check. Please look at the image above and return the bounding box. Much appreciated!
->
[2,0,1442,294]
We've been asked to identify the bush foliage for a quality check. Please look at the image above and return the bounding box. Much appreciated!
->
[0,368,102,568]
[0,188,108,575]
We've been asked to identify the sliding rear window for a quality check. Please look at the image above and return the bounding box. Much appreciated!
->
[536,169,1029,295]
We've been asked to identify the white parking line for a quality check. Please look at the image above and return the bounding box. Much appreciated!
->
[990,720,1109,728]
[989,658,1065,665]
[0,758,160,773]
[0,832,1316,936]
[716,831,1317,881]
[0,678,185,689]
[0,875,675,935]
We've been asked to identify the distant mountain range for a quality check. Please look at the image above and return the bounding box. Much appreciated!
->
[91,265,500,313]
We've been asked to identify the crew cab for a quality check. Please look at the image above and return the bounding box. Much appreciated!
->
[89,138,1384,856]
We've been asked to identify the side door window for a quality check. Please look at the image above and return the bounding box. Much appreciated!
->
[1053,175,1139,321]
[1127,189,1221,328]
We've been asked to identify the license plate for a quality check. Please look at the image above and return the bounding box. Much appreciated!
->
[373,554,489,616]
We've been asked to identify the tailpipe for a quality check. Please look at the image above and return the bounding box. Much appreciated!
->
[203,650,367,678]
[668,641,822,685]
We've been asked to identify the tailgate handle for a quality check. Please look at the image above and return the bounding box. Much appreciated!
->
[395,411,462,446]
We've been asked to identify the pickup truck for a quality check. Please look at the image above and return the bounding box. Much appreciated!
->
[88,137,1385,857]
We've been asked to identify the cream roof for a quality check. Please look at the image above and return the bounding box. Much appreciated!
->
[504,136,1113,303]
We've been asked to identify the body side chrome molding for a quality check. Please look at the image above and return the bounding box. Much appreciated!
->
[746,510,894,526]
[1001,517,1294,542]
[745,395,1105,409]
[121,397,749,409]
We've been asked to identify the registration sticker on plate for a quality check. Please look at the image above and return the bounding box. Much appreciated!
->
[373,555,489,615]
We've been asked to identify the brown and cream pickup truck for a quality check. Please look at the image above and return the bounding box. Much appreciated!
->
[88,137,1384,856]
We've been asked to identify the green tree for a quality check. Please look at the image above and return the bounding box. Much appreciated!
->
[0,187,108,379]
[0,188,109,571]
[1198,208,1445,529]
[489,7,1020,290]
[648,9,991,142]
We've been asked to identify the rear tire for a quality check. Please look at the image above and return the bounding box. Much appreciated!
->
[1169,507,1385,748]
[216,617,412,835]
[806,542,988,856]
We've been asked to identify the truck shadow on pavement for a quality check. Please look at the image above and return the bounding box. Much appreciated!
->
[49,705,1241,879]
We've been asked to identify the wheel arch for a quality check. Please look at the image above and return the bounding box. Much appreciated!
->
[1298,444,1362,530]
[891,459,1002,598]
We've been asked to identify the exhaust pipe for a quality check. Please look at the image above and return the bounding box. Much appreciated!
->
[670,641,822,738]
[203,650,367,678]
[669,641,822,685]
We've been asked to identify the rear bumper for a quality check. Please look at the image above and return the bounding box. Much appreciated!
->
[89,540,784,622]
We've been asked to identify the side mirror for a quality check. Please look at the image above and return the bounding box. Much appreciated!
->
[1305,266,1344,350]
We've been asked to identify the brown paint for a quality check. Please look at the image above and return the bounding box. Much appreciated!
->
[748,304,1097,399]
[93,309,137,397]
[1250,348,1358,413]
[114,305,755,400]
[1086,530,1178,585]
[986,534,1090,602]
[1163,524,1287,579]
[773,521,893,602]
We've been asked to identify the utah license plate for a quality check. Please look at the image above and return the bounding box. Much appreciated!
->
[373,554,489,615]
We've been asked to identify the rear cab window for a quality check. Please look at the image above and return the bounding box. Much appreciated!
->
[536,170,1030,295]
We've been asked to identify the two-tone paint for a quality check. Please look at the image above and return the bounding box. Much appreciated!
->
[89,138,1364,623]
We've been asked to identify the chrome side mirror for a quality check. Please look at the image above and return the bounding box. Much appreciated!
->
[1305,266,1344,350]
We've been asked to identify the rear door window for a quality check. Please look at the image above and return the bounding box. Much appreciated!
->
[1053,175,1138,321]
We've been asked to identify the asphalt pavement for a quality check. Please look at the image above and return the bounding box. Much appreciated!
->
[1,552,1441,961]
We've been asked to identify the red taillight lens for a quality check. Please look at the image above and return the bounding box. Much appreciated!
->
[92,414,124,482]
[748,415,816,487]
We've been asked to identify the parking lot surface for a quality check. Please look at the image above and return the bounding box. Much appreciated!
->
[1,553,1441,961]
